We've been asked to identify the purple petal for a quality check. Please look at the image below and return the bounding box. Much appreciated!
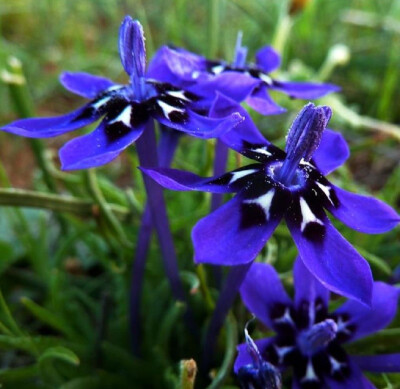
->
[352,354,400,373]
[192,195,282,266]
[286,215,373,305]
[147,46,201,84]
[2,106,99,138]
[325,360,376,389]
[334,281,399,342]
[189,71,261,103]
[59,119,145,170]
[119,16,146,78]
[153,105,243,139]
[245,84,286,115]
[293,257,329,310]
[240,263,291,329]
[209,94,269,153]
[255,46,281,73]
[60,72,116,99]
[234,337,273,373]
[271,80,340,99]
[327,185,400,233]
[312,129,350,175]
[139,167,237,193]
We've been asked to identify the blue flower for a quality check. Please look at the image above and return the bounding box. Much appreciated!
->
[1,16,242,170]
[141,99,399,304]
[147,33,339,115]
[235,260,400,389]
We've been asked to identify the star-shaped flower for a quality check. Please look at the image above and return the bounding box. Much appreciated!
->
[147,33,339,115]
[235,260,400,389]
[1,16,242,170]
[142,99,399,304]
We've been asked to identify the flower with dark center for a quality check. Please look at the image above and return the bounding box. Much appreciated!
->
[142,101,399,304]
[1,17,242,170]
[234,260,400,389]
[147,32,339,115]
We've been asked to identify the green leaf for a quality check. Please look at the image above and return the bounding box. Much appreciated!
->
[38,346,80,385]
[20,297,79,340]
[0,364,38,383]
[0,289,23,336]
[59,377,100,389]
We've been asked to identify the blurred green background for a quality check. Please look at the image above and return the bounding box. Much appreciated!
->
[0,0,399,388]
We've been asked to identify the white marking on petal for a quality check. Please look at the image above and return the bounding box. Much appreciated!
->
[92,96,111,110]
[259,73,273,85]
[167,90,190,101]
[192,71,200,79]
[211,65,225,75]
[243,189,275,221]
[108,105,132,126]
[316,182,334,205]
[335,316,351,335]
[229,169,257,185]
[300,158,314,168]
[299,197,324,232]
[301,360,319,382]
[274,345,294,364]
[157,100,185,118]
[106,85,123,92]
[274,345,294,363]
[274,306,294,326]
[329,356,345,374]
[252,147,272,156]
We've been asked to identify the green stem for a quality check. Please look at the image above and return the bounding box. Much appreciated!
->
[206,314,237,389]
[0,188,129,218]
[85,169,130,246]
[324,95,400,141]
[271,13,293,54]
[2,57,57,193]
[196,265,215,312]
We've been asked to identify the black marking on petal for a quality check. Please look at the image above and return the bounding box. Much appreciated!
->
[209,164,262,189]
[130,103,150,128]
[313,177,340,209]
[302,222,326,243]
[239,173,277,229]
[288,195,326,243]
[104,121,132,144]
[71,105,98,122]
[240,202,267,229]
[154,99,189,124]
[241,141,285,163]
[169,110,189,123]
[159,93,186,108]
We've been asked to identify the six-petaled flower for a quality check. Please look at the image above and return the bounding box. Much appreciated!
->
[142,99,400,304]
[147,33,339,115]
[235,260,400,389]
[1,17,242,170]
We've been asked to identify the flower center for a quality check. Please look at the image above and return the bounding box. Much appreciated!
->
[277,103,331,186]
[297,319,337,356]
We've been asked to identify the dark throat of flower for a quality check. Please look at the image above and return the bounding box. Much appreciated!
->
[277,103,331,186]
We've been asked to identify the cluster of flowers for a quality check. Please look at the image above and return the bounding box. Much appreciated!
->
[2,15,400,389]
